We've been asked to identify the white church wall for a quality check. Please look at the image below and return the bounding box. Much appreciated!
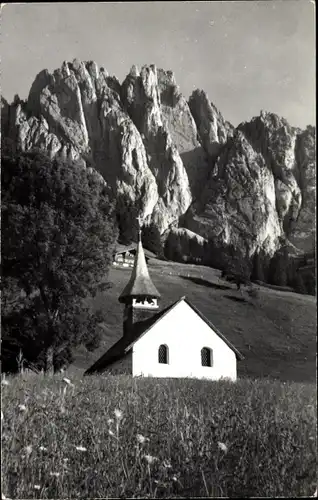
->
[132,300,237,381]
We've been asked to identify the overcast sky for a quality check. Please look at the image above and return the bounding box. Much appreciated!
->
[1,1,315,128]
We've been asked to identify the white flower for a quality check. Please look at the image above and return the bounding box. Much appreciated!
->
[33,485,41,490]
[114,408,123,420]
[163,460,172,468]
[217,442,228,453]
[172,475,178,482]
[25,445,33,457]
[62,378,71,385]
[18,404,27,412]
[107,418,114,425]
[39,446,47,451]
[144,454,157,465]
[136,434,147,444]
[75,446,87,452]
[1,379,9,386]
[49,472,60,477]
[108,429,115,436]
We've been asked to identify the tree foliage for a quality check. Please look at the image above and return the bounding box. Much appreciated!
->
[115,193,139,245]
[164,232,184,263]
[268,247,290,287]
[221,245,252,290]
[141,222,163,256]
[1,147,118,373]
[202,238,226,270]
[251,249,271,283]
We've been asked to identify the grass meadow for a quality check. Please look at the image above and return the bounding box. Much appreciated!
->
[1,372,317,498]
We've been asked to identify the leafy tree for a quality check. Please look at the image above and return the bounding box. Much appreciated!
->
[268,247,289,287]
[1,147,118,373]
[141,222,163,256]
[251,249,270,283]
[292,272,307,295]
[188,236,200,263]
[164,232,183,262]
[222,247,252,290]
[302,269,316,296]
[116,193,139,245]
[203,238,225,270]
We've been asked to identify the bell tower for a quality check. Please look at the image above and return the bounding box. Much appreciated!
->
[118,216,161,338]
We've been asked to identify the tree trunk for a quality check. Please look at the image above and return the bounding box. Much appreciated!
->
[44,345,54,374]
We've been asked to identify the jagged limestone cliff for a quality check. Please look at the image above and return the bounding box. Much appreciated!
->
[1,59,315,258]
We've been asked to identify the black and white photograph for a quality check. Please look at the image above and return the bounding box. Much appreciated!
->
[1,1,316,498]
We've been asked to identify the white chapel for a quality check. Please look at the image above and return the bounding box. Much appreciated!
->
[85,223,243,381]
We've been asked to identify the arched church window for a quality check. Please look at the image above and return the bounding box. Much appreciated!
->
[158,344,169,364]
[201,347,213,367]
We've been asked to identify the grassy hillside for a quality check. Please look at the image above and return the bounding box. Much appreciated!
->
[76,258,316,383]
[2,373,316,498]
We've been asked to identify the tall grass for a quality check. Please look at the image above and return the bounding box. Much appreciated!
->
[1,373,317,498]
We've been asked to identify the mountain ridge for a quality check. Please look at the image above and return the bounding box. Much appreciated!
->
[1,58,315,261]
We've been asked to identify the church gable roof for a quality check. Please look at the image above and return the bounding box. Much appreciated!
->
[84,297,244,375]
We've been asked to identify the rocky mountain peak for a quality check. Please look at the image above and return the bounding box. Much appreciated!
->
[1,59,315,260]
[188,89,234,159]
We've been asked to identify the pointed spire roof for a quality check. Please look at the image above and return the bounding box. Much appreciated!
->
[118,217,161,303]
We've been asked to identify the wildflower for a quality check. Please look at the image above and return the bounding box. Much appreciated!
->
[217,442,228,453]
[75,446,87,452]
[33,485,41,490]
[163,460,172,468]
[172,476,178,482]
[107,418,114,424]
[49,472,60,478]
[18,404,27,412]
[39,446,47,451]
[62,378,71,385]
[25,445,33,457]
[144,454,157,465]
[1,379,9,386]
[114,408,123,420]
[136,434,147,444]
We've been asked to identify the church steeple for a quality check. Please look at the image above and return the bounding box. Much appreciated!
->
[119,216,160,338]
